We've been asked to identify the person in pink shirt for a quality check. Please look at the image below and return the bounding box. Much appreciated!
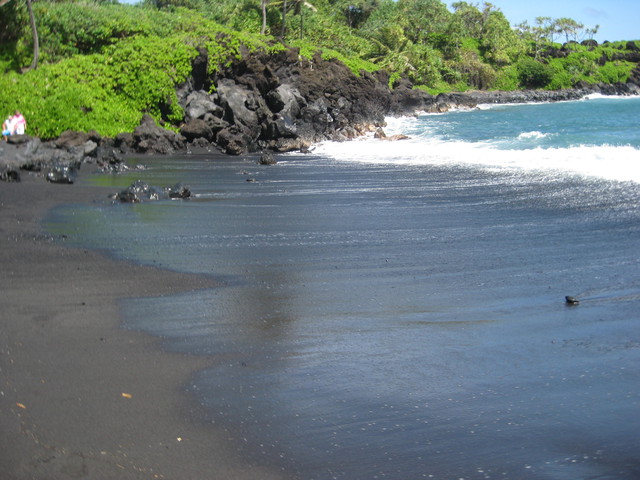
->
[12,110,26,135]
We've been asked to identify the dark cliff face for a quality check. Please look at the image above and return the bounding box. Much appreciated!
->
[176,47,400,155]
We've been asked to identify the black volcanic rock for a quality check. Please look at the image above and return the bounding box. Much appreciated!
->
[131,114,185,155]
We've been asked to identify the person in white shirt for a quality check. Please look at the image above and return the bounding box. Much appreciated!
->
[2,114,15,141]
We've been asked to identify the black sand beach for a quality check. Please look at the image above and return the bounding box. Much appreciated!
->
[0,145,287,479]
[4,118,640,479]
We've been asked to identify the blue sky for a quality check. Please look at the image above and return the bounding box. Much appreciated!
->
[448,0,638,43]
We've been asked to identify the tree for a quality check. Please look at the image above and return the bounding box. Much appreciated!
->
[0,0,39,70]
[555,17,583,44]
[445,1,483,58]
[515,16,554,58]
[585,25,599,43]
[25,0,38,69]
[395,0,451,44]
[358,0,397,37]
[367,24,415,70]
[479,5,520,65]
[261,0,268,34]
[333,0,379,31]
[281,0,287,37]
[451,1,483,38]
[144,0,199,8]
[536,16,557,43]
[275,0,316,39]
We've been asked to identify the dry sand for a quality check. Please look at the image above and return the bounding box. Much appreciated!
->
[0,146,287,479]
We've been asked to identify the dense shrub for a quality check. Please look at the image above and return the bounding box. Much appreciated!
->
[492,64,519,90]
[516,57,553,88]
[0,34,198,138]
[596,61,634,83]
[0,57,141,138]
[410,44,446,87]
[546,69,573,90]
[34,3,152,61]
[451,48,496,89]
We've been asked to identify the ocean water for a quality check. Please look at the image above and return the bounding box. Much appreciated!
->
[46,96,640,479]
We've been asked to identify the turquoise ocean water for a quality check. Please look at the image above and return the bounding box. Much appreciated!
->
[47,96,640,479]
[317,94,640,182]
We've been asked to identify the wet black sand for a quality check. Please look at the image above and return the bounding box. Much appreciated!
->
[0,146,287,479]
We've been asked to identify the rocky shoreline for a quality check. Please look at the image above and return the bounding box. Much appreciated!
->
[2,46,639,184]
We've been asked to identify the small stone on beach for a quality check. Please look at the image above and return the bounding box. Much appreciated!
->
[565,296,580,305]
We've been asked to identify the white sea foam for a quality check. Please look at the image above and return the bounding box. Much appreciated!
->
[313,134,640,183]
[582,93,640,101]
[476,93,640,109]
[518,131,548,140]
[475,101,545,110]
[312,97,640,183]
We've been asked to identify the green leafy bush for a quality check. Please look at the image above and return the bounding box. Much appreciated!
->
[492,64,519,90]
[0,57,141,138]
[516,57,553,88]
[545,51,600,86]
[290,41,379,76]
[546,71,573,90]
[103,35,197,123]
[596,61,634,83]
[0,34,197,138]
[32,2,178,62]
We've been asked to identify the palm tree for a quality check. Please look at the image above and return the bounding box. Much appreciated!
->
[270,0,316,39]
[25,0,39,69]
[293,0,317,39]
[281,0,287,37]
[0,0,39,70]
[261,0,268,35]
[367,29,416,76]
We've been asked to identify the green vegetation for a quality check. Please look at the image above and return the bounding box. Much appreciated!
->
[1,0,638,138]
[0,3,286,137]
